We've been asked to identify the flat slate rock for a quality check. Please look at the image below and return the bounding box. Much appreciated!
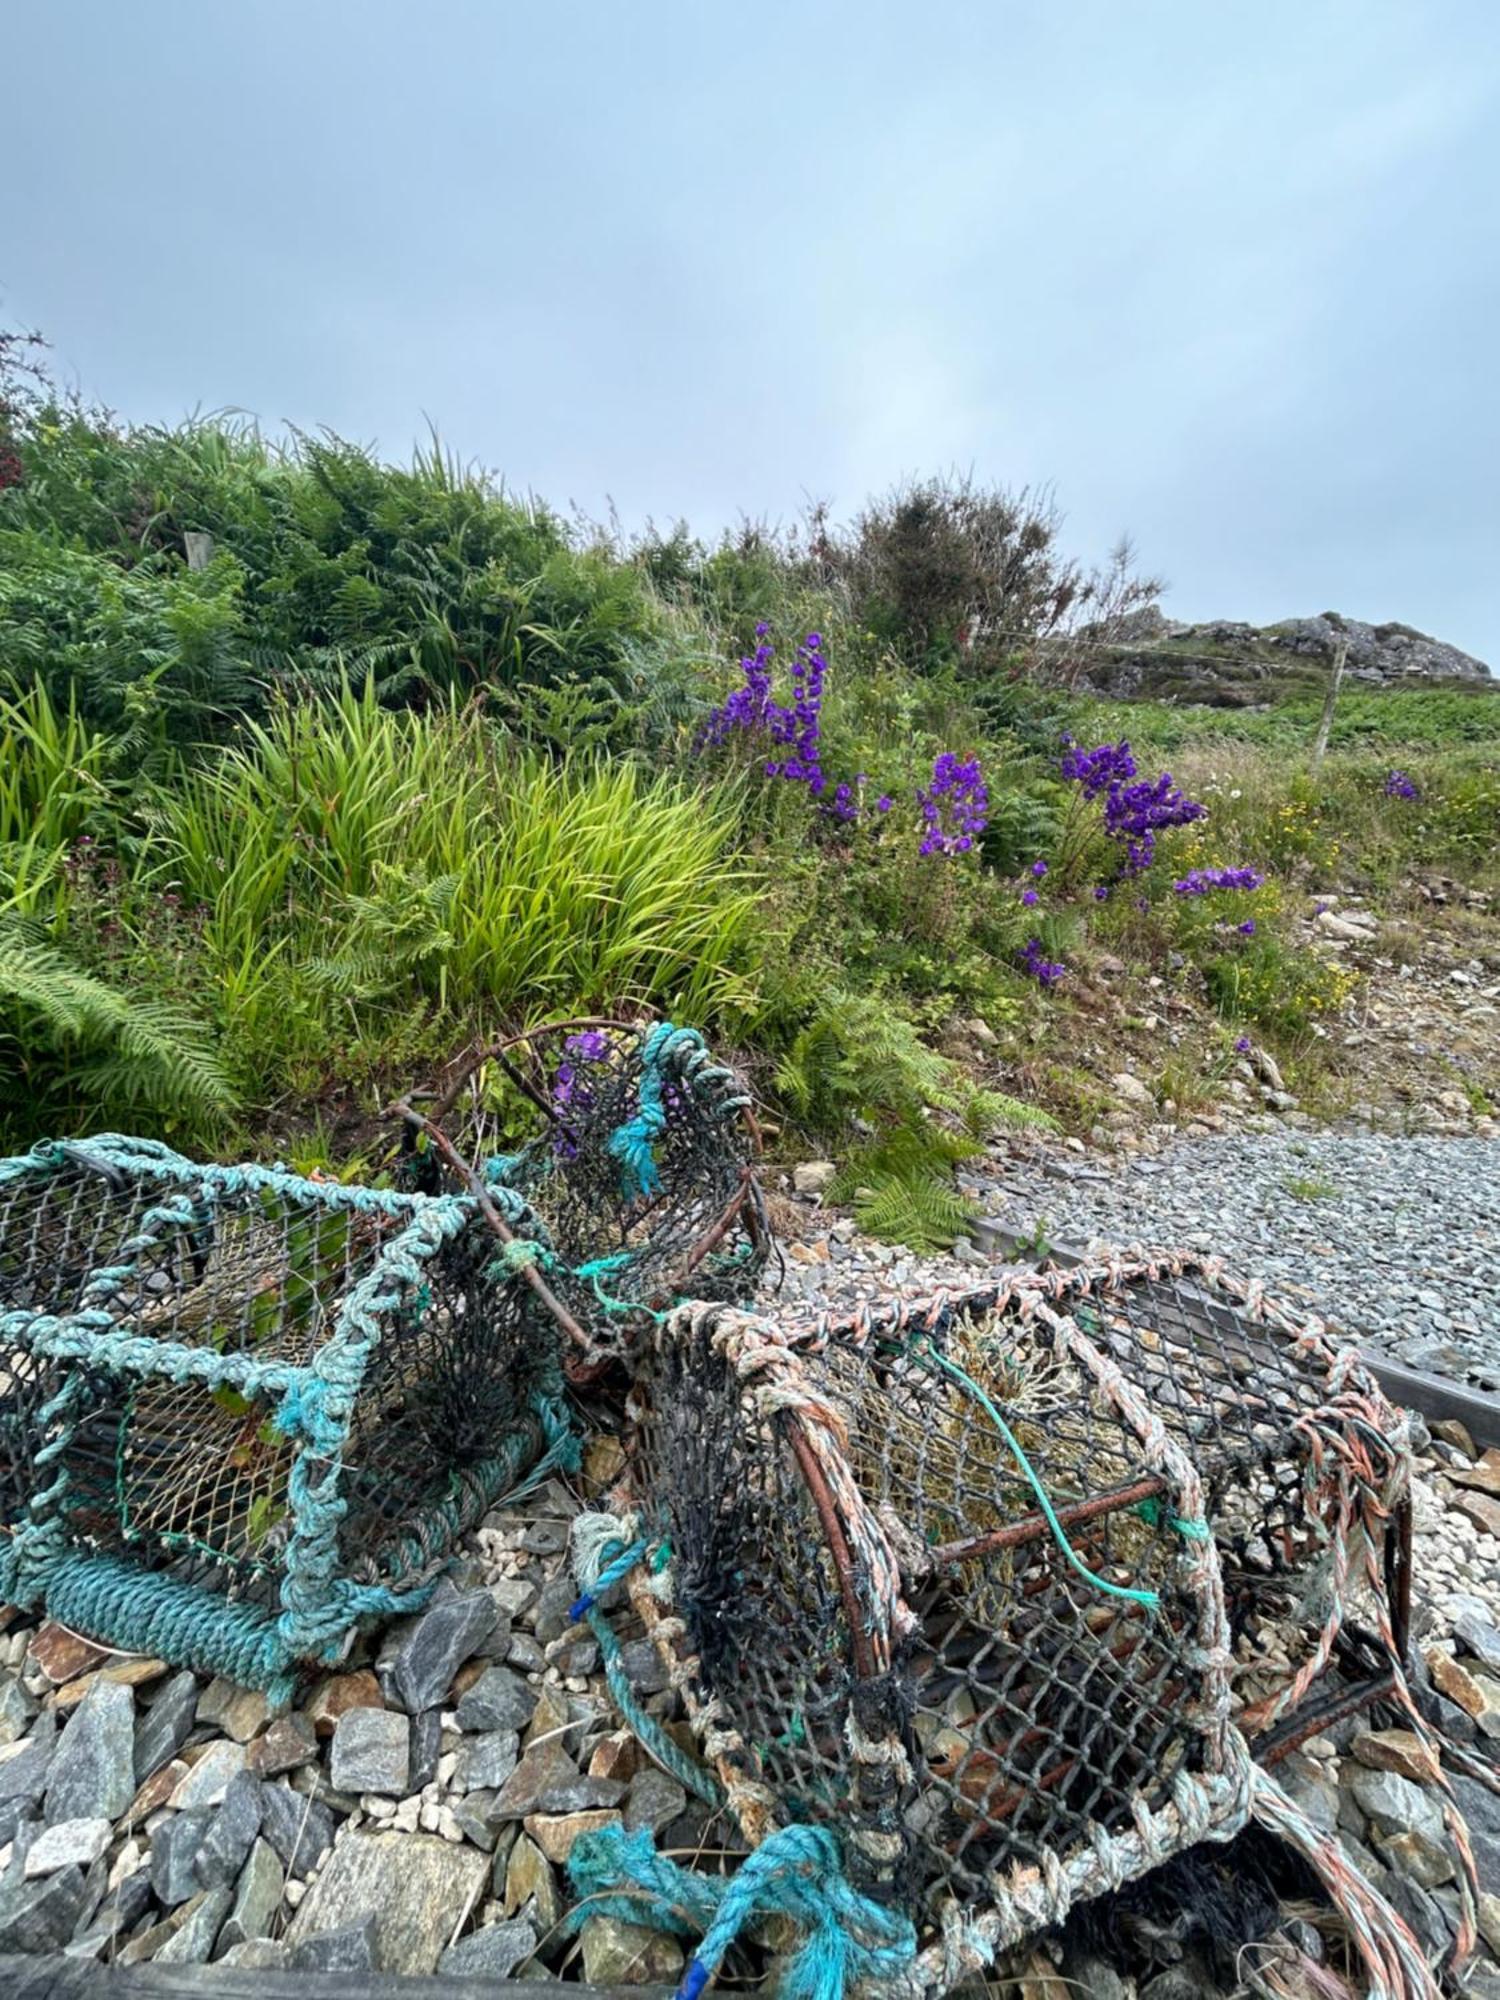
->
[133,1670,200,1783]
[259,1781,335,1876]
[194,1770,264,1888]
[453,1728,520,1794]
[219,1835,284,1950]
[388,1593,499,1715]
[152,1809,213,1907]
[456,1666,538,1734]
[0,1713,57,1805]
[153,1884,233,1966]
[44,1682,135,1824]
[438,1914,538,1979]
[331,1705,411,1796]
[289,1916,379,1972]
[0,1862,88,1953]
[22,1816,110,1877]
[287,1829,488,1975]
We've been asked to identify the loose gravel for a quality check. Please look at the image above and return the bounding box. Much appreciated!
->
[958,1130,1500,1390]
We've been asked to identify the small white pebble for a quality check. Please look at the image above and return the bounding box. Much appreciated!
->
[436,1752,458,1787]
[361,1795,395,1819]
[419,1801,441,1833]
[284,1880,306,1908]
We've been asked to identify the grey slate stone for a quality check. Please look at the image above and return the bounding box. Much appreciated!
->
[0,1676,39,1745]
[532,1577,576,1644]
[153,1884,232,1965]
[453,1728,520,1794]
[80,1863,152,1944]
[134,1670,200,1783]
[290,1917,379,1972]
[438,1915,537,1979]
[218,1836,284,1949]
[626,1768,687,1835]
[1455,1606,1500,1674]
[409,1706,442,1791]
[259,1781,335,1875]
[0,1711,57,1804]
[388,1593,499,1714]
[45,1680,135,1823]
[217,1937,292,1969]
[330,1705,410,1796]
[194,1770,264,1888]
[1350,1767,1446,1844]
[169,1738,245,1809]
[0,1863,89,1952]
[455,1666,537,1733]
[287,1830,488,1974]
[152,1808,213,1906]
[618,1638,670,1695]
[23,1815,111,1876]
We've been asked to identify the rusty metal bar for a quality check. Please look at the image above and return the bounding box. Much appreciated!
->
[929,1473,1169,1568]
[782,1414,878,1681]
[386,1100,592,1354]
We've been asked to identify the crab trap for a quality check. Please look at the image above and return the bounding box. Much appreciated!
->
[597,1255,1469,1995]
[392,1019,770,1347]
[0,1135,573,1698]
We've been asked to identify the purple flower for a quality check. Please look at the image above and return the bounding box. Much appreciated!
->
[564,1029,610,1062]
[1031,859,1049,879]
[1173,866,1265,896]
[1061,738,1137,799]
[1236,919,1257,936]
[1234,1036,1251,1053]
[1384,769,1418,800]
[754,620,770,638]
[875,795,893,814]
[1021,887,1039,906]
[1018,937,1065,987]
[918,751,989,858]
[1093,884,1111,901]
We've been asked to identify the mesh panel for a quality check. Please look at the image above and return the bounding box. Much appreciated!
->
[630,1304,1220,1914]
[0,1145,563,1675]
[396,1022,768,1314]
[625,1263,1407,1924]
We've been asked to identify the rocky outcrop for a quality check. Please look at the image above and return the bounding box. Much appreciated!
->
[1083,607,1491,699]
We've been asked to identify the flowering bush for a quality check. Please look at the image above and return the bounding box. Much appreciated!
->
[918,752,989,856]
[1018,936,1065,986]
[1172,866,1264,895]
[1384,769,1419,800]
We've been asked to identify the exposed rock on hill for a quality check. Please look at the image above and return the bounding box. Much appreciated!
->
[1083,607,1492,701]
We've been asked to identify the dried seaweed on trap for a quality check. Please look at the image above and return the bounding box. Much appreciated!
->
[391,1018,770,1338]
[0,1134,572,1696]
[592,1256,1475,2000]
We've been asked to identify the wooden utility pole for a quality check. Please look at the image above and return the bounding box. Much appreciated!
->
[1310,638,1348,768]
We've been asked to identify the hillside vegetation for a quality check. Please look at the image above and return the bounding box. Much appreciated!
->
[2,330,1497,1242]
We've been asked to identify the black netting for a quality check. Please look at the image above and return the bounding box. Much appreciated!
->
[624,1263,1409,1924]
[393,1021,770,1316]
[0,1148,565,1663]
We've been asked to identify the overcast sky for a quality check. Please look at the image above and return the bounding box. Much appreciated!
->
[6,2,1498,663]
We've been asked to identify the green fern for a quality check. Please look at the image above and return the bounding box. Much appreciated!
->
[0,920,235,1137]
[850,1171,977,1251]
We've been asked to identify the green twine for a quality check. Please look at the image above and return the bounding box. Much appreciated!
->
[920,1340,1162,1612]
[1134,1495,1212,1540]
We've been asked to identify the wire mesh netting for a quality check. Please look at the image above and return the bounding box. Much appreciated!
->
[618,1254,1417,1953]
[0,1135,570,1694]
[392,1019,769,1328]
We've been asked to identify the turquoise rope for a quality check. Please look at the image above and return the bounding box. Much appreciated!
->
[569,1534,720,1808]
[921,1341,1163,1612]
[566,1822,916,2000]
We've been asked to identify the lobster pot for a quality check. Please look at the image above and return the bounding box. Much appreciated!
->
[1028,1256,1413,1747]
[398,1020,769,1317]
[0,1138,568,1697]
[624,1295,1249,1945]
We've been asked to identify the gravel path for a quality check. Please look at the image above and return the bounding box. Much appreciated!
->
[961,1130,1500,1390]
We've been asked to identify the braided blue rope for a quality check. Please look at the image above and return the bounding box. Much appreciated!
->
[567,1823,916,2000]
[569,1530,720,1807]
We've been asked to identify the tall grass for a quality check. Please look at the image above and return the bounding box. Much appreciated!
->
[139,682,765,1096]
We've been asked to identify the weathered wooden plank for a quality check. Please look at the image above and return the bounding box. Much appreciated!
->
[1359,1352,1500,1449]
[0,1957,672,2000]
